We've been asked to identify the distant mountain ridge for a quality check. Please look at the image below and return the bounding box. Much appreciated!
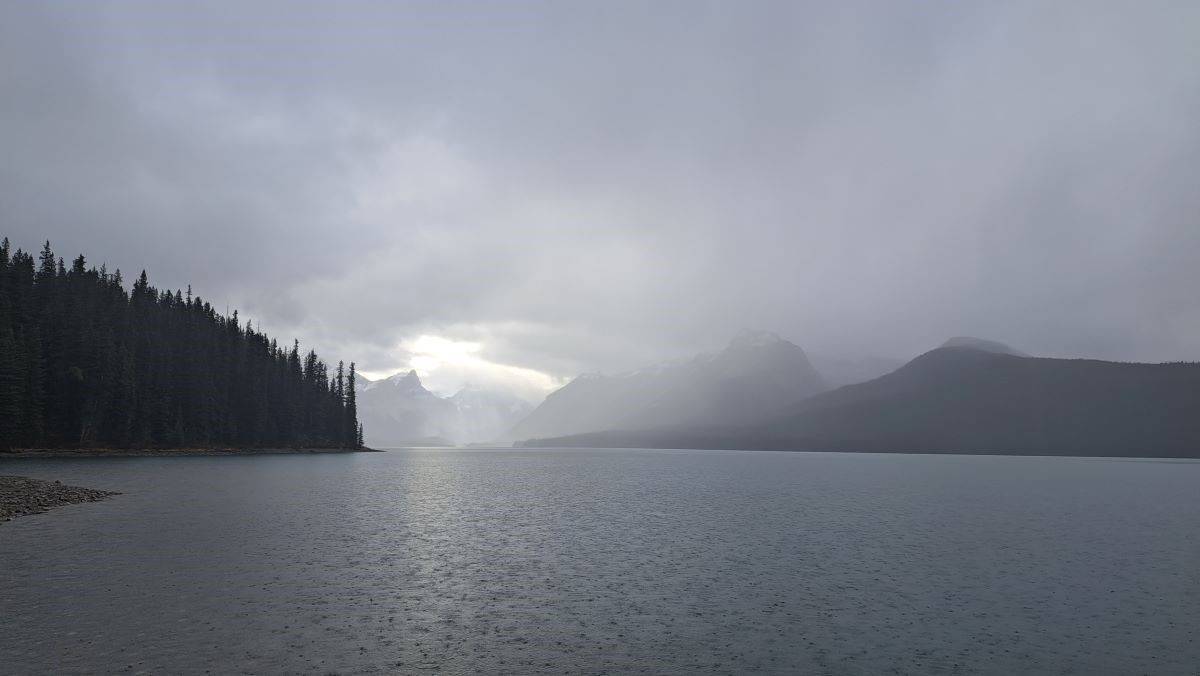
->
[356,370,532,446]
[519,339,1200,458]
[808,353,905,387]
[506,330,828,441]
[939,336,1029,357]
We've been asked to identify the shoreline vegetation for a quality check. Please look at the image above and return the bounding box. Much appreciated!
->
[1,238,364,453]
[0,475,120,522]
[0,447,380,459]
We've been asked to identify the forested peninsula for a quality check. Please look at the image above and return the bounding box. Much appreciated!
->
[0,238,363,451]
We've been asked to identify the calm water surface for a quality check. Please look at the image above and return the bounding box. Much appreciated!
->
[1,449,1197,675]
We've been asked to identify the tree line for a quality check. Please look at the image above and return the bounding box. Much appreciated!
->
[0,238,362,450]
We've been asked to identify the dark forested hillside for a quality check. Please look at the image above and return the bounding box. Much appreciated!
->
[0,238,362,450]
[520,345,1200,458]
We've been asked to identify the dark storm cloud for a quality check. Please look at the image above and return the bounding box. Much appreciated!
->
[2,1,1199,391]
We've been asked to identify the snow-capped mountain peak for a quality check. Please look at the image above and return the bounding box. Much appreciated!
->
[388,369,425,388]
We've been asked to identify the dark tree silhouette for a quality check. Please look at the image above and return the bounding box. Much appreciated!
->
[0,238,362,450]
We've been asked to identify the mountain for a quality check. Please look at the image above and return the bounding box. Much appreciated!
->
[356,370,532,446]
[356,370,455,446]
[807,338,1021,387]
[808,353,905,386]
[520,340,1200,458]
[938,336,1029,357]
[506,330,828,441]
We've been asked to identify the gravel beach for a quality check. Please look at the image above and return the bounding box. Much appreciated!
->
[0,475,121,522]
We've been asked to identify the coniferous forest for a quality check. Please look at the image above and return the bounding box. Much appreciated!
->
[0,238,362,450]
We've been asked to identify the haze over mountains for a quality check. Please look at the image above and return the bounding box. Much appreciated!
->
[355,371,532,447]
[521,338,1200,458]
[355,330,836,446]
[507,331,828,441]
[806,353,905,388]
[352,329,1200,459]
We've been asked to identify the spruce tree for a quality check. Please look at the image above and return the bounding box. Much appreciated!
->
[346,362,360,449]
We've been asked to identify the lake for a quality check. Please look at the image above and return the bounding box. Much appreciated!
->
[1,449,1197,674]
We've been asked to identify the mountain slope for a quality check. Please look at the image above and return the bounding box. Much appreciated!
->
[356,370,458,446]
[506,331,828,440]
[520,344,1200,458]
[938,336,1029,357]
[356,371,532,446]
[808,353,905,386]
[448,387,534,444]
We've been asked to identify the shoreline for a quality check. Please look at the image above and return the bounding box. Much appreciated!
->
[1,475,121,523]
[0,447,381,459]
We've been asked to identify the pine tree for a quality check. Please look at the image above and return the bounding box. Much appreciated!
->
[346,362,360,449]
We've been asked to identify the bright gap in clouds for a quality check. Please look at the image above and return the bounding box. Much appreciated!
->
[359,334,565,403]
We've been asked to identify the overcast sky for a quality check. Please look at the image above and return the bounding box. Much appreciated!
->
[2,1,1198,398]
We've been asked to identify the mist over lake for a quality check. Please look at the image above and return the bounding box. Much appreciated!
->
[3,2,1200,673]
[3,449,1197,674]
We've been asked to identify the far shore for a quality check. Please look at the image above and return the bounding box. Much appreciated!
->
[0,447,381,459]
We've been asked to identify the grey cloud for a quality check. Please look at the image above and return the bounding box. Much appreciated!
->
[2,1,1198,389]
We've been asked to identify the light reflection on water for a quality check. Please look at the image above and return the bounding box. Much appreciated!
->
[1,449,1197,674]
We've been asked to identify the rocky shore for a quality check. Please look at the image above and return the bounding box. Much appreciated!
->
[1,475,121,523]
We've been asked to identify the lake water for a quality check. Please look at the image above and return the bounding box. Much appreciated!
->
[1,449,1197,675]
